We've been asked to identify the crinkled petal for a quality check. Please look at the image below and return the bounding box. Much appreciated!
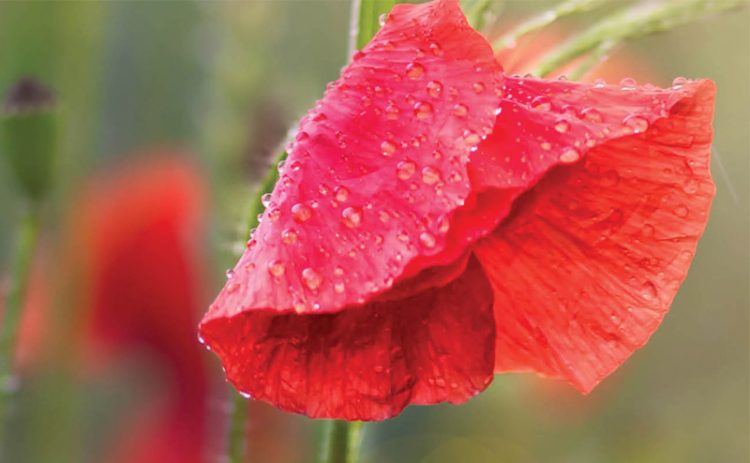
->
[201,0,501,325]
[472,78,716,392]
[199,258,495,420]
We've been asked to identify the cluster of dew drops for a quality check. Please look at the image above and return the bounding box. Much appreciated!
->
[221,31,503,309]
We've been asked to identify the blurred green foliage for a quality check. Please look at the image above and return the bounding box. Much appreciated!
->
[0,1,746,462]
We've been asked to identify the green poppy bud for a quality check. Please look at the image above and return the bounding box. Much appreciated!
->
[1,78,58,202]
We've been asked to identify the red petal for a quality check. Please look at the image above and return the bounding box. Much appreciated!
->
[199,258,495,420]
[472,78,716,392]
[201,0,501,326]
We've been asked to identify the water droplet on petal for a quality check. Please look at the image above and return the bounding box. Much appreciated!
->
[531,96,551,111]
[342,206,363,228]
[427,81,443,98]
[302,268,323,291]
[452,103,468,118]
[421,166,441,185]
[428,42,442,56]
[472,82,485,93]
[261,193,272,207]
[559,148,580,164]
[580,107,602,123]
[419,232,436,248]
[406,62,425,80]
[333,266,344,277]
[385,103,400,120]
[268,260,285,277]
[414,101,433,120]
[624,114,649,133]
[673,204,689,217]
[554,119,570,133]
[266,208,281,222]
[318,184,330,196]
[463,131,481,146]
[620,77,637,90]
[334,186,349,202]
[291,203,312,223]
[672,76,688,89]
[381,140,397,156]
[225,269,235,279]
[334,282,345,293]
[397,160,416,180]
[282,228,298,244]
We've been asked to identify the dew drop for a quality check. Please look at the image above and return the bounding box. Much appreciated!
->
[301,268,323,291]
[540,141,551,151]
[334,282,345,293]
[671,76,688,89]
[426,81,443,98]
[642,281,658,300]
[397,160,416,180]
[463,131,481,146]
[452,103,468,118]
[428,42,442,56]
[291,203,312,223]
[531,96,551,111]
[624,114,649,134]
[406,62,425,80]
[673,204,689,217]
[385,103,400,120]
[282,228,298,244]
[225,269,235,279]
[268,260,285,277]
[419,232,436,248]
[472,82,485,94]
[421,166,441,185]
[334,186,349,202]
[266,208,281,222]
[580,107,602,123]
[620,77,637,90]
[261,193,272,208]
[318,184,330,196]
[381,140,397,156]
[342,206,363,228]
[559,148,580,164]
[378,210,391,223]
[414,101,433,120]
[554,119,570,133]
[333,266,344,277]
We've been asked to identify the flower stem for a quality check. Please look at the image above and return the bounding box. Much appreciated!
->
[534,0,748,77]
[492,0,612,51]
[320,421,365,463]
[0,205,41,455]
[227,391,248,463]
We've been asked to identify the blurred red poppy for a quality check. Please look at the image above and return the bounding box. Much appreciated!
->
[71,154,211,462]
[200,0,715,420]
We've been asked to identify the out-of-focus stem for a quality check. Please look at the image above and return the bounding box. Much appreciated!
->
[567,38,618,81]
[493,0,612,51]
[534,0,748,77]
[0,205,41,456]
[320,421,365,463]
[227,391,249,463]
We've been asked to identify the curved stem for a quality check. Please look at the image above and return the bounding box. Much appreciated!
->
[534,0,748,77]
[320,421,365,463]
[0,205,41,455]
[492,0,612,51]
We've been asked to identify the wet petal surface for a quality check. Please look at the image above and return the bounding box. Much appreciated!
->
[473,79,716,392]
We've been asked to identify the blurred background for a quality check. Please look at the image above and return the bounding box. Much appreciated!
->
[0,1,747,462]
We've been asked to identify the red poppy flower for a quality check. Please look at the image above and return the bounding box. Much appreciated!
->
[200,0,716,421]
[71,154,211,462]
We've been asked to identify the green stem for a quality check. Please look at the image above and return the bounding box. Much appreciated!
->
[0,205,41,455]
[534,0,748,77]
[567,38,618,81]
[320,421,364,463]
[492,0,612,51]
[228,391,249,463]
